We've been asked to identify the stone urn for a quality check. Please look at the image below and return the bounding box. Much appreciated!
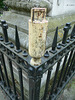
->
[29,8,48,66]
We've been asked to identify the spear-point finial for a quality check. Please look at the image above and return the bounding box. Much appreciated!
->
[15,25,22,53]
[50,27,58,54]
[70,25,75,39]
[2,24,9,44]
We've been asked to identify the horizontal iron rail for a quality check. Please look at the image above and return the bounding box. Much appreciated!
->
[0,38,75,73]
[0,42,29,73]
[42,44,75,74]
[38,40,75,67]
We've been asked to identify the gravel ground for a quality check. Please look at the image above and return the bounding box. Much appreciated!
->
[0,87,10,100]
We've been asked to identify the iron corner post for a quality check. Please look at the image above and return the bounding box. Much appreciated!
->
[28,66,43,100]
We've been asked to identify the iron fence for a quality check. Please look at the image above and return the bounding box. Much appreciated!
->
[0,20,75,100]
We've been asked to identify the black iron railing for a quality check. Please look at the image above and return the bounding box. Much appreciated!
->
[0,20,75,100]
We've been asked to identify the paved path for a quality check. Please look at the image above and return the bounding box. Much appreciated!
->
[57,76,75,100]
[0,87,10,100]
[0,76,75,100]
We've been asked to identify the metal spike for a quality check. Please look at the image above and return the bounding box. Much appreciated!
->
[70,25,75,39]
[3,24,9,44]
[50,27,58,54]
[15,25,22,53]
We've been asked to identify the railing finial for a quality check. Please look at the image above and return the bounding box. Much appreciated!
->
[1,20,6,26]
[15,25,22,53]
[2,24,9,44]
[62,23,71,46]
[50,27,58,54]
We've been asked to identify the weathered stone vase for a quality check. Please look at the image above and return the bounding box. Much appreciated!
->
[29,8,48,66]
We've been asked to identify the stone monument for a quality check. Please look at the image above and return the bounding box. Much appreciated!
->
[4,0,52,15]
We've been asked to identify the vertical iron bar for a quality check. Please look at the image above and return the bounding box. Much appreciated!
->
[72,57,75,71]
[18,67,24,100]
[8,59,18,100]
[0,72,1,82]
[1,52,11,93]
[71,52,75,71]
[61,50,73,82]
[0,64,6,86]
[67,52,75,75]
[49,60,61,100]
[55,54,68,92]
[43,68,52,100]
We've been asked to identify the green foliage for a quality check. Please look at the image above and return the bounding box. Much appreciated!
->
[0,0,4,8]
